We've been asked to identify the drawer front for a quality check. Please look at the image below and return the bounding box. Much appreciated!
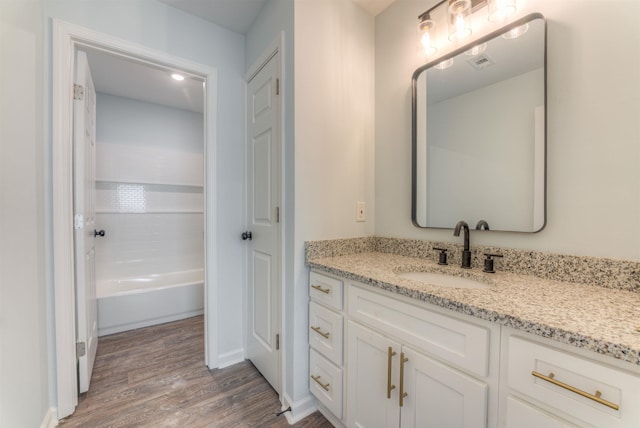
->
[309,271,343,311]
[309,301,343,365]
[505,395,580,428]
[310,348,343,419]
[348,284,490,377]
[507,335,640,427]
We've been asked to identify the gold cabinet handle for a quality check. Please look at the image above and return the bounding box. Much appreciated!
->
[387,347,397,399]
[399,352,409,407]
[310,326,330,339]
[311,374,330,392]
[531,371,620,411]
[311,284,331,294]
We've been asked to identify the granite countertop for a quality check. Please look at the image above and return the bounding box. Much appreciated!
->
[307,251,640,366]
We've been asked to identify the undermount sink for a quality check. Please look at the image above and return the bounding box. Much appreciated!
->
[396,271,490,289]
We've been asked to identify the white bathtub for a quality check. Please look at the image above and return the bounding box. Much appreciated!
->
[97,269,204,336]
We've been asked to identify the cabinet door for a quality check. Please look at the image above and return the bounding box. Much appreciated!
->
[347,321,401,428]
[401,345,488,428]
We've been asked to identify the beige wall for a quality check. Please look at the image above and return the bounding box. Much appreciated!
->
[375,0,640,261]
[294,0,376,402]
[0,0,51,426]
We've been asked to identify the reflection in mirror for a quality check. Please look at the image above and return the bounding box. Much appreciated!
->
[412,14,546,232]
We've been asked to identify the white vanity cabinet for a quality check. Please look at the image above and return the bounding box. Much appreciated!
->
[309,267,640,428]
[346,283,499,428]
[500,328,640,428]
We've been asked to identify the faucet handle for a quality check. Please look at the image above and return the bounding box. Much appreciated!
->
[483,253,503,274]
[433,247,448,265]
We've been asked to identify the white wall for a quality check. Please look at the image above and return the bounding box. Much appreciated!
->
[0,0,51,427]
[96,93,204,153]
[376,0,640,261]
[45,0,246,394]
[294,0,375,404]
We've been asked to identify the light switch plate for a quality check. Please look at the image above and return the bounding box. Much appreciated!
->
[356,201,366,222]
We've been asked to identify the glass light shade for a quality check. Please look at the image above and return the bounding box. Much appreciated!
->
[434,58,454,70]
[488,0,517,23]
[502,23,529,39]
[448,0,472,43]
[465,42,487,56]
[418,16,438,58]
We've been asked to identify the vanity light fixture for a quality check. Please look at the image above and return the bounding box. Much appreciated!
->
[417,0,518,61]
[488,0,517,22]
[434,58,454,69]
[171,73,185,81]
[465,42,487,55]
[418,12,438,57]
[448,0,472,42]
[502,23,529,39]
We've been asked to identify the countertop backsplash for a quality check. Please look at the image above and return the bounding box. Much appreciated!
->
[305,236,640,293]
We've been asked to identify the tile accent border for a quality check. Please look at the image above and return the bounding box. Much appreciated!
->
[305,236,640,292]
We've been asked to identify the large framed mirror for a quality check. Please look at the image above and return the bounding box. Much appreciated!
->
[412,13,546,232]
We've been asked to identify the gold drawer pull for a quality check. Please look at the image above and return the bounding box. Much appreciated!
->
[311,375,330,391]
[311,326,330,339]
[399,352,409,407]
[311,284,331,294]
[387,347,397,399]
[531,371,620,411]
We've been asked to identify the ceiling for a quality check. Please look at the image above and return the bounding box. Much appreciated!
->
[158,0,397,33]
[157,0,269,34]
[84,48,205,113]
[84,0,397,114]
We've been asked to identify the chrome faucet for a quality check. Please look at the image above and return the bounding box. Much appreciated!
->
[453,221,472,269]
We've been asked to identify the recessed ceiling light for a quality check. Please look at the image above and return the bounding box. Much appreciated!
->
[171,73,185,81]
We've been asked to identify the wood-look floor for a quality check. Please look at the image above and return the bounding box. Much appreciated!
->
[59,316,333,428]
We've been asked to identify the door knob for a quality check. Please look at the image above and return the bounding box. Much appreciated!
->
[94,229,105,237]
[241,231,252,240]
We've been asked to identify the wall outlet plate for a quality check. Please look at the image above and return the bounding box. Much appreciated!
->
[356,201,366,222]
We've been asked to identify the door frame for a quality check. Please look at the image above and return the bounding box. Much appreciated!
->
[51,19,218,419]
[244,33,285,401]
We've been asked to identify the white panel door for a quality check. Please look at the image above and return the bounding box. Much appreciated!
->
[400,345,488,428]
[246,52,281,392]
[73,50,98,393]
[347,321,401,428]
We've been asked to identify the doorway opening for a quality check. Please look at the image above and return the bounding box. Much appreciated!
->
[77,45,206,392]
[52,19,218,420]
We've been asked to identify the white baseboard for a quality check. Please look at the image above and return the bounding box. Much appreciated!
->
[40,407,58,428]
[217,348,245,369]
[283,393,317,425]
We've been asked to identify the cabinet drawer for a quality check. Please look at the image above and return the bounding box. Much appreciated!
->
[348,284,490,377]
[505,395,579,428]
[507,335,640,427]
[309,301,343,365]
[310,271,343,311]
[310,348,343,419]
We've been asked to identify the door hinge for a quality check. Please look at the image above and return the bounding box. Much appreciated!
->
[275,78,280,95]
[276,334,280,350]
[276,207,280,223]
[76,341,86,358]
[73,83,85,100]
[74,214,84,229]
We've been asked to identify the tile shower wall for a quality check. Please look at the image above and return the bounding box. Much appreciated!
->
[94,93,204,281]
